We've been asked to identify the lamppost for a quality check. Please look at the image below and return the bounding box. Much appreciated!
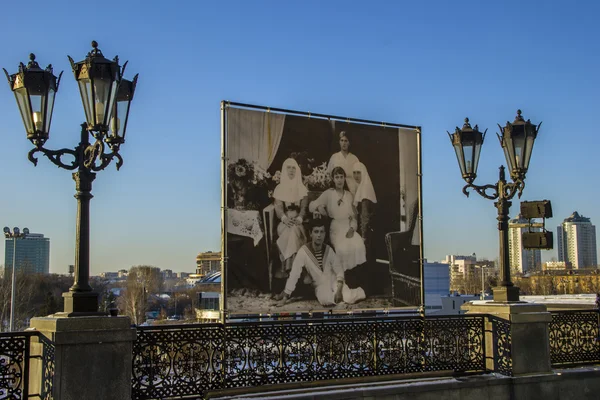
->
[3,41,138,315]
[3,227,29,330]
[448,110,541,302]
[475,265,490,301]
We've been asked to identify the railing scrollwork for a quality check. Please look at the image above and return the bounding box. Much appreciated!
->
[549,310,600,367]
[131,315,486,400]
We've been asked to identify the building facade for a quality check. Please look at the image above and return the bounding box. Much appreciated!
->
[196,251,221,276]
[557,212,597,269]
[543,261,572,272]
[446,254,477,292]
[4,233,50,274]
[424,261,450,296]
[508,214,542,275]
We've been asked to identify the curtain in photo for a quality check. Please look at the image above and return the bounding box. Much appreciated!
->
[227,107,286,169]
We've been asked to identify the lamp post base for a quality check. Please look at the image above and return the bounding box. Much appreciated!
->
[60,292,103,316]
[492,286,520,302]
[30,315,136,399]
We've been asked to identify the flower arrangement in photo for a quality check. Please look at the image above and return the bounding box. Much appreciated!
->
[290,151,316,177]
[227,159,278,210]
[251,163,272,188]
[227,158,254,183]
[303,162,332,191]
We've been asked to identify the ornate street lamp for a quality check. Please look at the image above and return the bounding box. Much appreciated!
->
[3,41,138,315]
[448,110,541,302]
[3,227,29,330]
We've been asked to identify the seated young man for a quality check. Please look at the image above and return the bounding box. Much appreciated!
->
[274,218,366,307]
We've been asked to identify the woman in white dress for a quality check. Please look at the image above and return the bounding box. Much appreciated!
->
[273,158,308,277]
[351,161,378,294]
[309,166,367,273]
[352,161,377,252]
[327,131,360,195]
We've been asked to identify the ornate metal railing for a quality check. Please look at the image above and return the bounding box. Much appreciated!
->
[0,331,54,400]
[38,334,55,400]
[132,314,486,399]
[549,310,600,367]
[0,332,31,399]
[488,316,512,376]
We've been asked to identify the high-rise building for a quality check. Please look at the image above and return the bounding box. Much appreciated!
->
[557,212,597,269]
[4,233,50,274]
[196,251,221,276]
[424,261,450,296]
[508,214,542,274]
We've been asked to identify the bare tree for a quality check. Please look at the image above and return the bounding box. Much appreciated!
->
[0,265,10,331]
[0,270,72,331]
[118,266,164,325]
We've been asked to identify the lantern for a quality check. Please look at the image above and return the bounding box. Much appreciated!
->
[68,41,121,132]
[497,110,541,181]
[106,74,138,146]
[3,54,62,144]
[448,118,486,184]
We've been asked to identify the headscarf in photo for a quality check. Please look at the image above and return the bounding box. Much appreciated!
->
[352,162,377,206]
[273,158,308,203]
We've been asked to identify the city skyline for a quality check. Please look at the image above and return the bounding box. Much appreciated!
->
[1,1,599,274]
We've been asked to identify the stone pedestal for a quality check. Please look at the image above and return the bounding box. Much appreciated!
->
[30,315,136,400]
[492,286,520,302]
[62,292,102,315]
[462,301,552,376]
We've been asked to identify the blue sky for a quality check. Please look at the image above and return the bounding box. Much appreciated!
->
[1,1,599,274]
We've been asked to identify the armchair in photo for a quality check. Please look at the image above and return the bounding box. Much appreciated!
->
[385,201,421,307]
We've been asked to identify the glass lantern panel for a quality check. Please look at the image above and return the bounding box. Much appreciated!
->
[29,93,45,132]
[14,87,34,134]
[119,100,131,141]
[106,79,118,124]
[109,99,130,140]
[93,77,114,127]
[502,135,516,173]
[45,88,56,134]
[502,144,514,173]
[473,141,482,176]
[512,136,525,169]
[453,142,466,176]
[78,78,94,126]
[523,135,535,170]
[462,142,474,174]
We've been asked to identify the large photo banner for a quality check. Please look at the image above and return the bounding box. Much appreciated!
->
[222,103,422,315]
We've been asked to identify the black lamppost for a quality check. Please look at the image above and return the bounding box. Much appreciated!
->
[448,110,541,302]
[3,41,138,315]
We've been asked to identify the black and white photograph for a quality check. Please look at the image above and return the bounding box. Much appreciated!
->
[223,104,422,314]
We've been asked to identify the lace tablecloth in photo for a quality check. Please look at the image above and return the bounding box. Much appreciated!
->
[227,208,264,246]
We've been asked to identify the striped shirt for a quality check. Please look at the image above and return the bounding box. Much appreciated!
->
[314,248,323,270]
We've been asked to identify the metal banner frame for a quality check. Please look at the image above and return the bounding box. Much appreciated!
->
[220,100,424,321]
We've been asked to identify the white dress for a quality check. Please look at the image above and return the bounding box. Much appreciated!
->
[273,158,308,261]
[276,201,306,260]
[283,244,365,305]
[309,189,367,271]
[327,152,360,195]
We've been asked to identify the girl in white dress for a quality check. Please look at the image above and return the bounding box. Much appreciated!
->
[327,131,360,195]
[352,161,377,252]
[309,166,367,272]
[273,158,308,277]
